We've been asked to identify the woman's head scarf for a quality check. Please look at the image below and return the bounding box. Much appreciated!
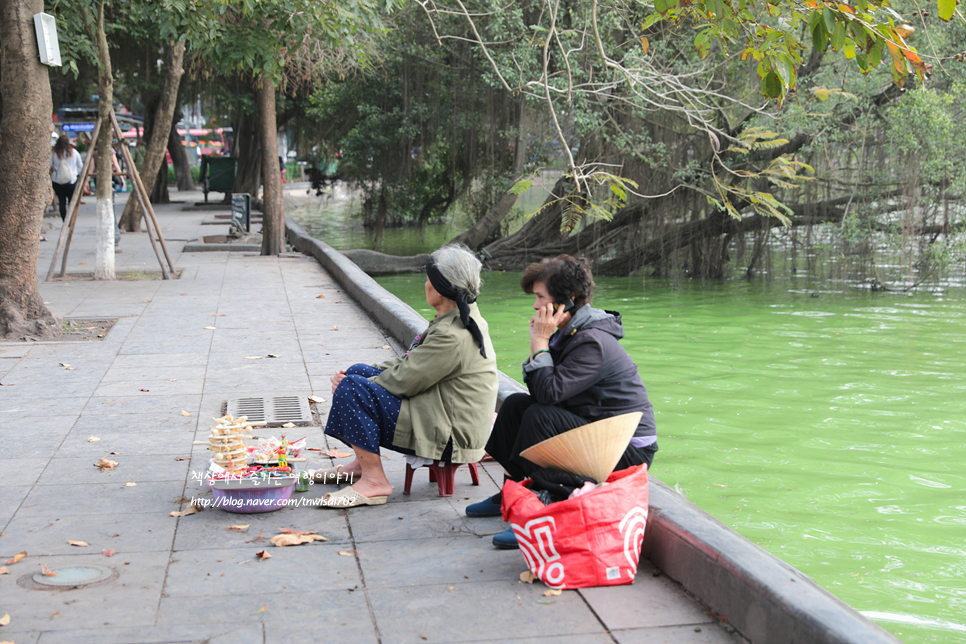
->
[426,259,487,358]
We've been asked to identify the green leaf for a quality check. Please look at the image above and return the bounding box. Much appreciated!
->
[762,71,784,98]
[772,55,792,87]
[510,179,533,195]
[831,20,846,50]
[843,40,856,59]
[695,31,711,58]
[641,13,664,30]
[655,0,668,15]
[610,183,627,202]
[812,23,829,52]
[868,38,884,67]
[823,7,837,32]
[938,0,955,20]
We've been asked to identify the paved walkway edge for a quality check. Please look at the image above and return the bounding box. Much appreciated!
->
[285,216,902,644]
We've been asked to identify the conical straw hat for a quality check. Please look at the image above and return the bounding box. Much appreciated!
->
[520,412,642,483]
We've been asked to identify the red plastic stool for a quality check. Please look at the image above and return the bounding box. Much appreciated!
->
[403,461,480,497]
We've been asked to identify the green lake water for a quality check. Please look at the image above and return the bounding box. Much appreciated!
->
[292,200,966,644]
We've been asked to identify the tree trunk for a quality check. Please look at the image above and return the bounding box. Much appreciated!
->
[232,108,261,201]
[480,175,570,263]
[151,160,170,203]
[0,0,58,338]
[93,0,115,280]
[119,39,184,231]
[168,116,194,191]
[257,76,284,255]
[448,191,518,249]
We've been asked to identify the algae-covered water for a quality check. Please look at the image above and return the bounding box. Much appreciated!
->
[291,199,966,644]
[375,273,966,644]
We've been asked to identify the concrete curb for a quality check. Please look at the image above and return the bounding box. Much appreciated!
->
[285,215,901,644]
[182,242,261,252]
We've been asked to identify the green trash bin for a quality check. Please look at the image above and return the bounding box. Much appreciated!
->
[199,155,237,203]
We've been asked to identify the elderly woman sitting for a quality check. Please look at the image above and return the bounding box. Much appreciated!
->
[315,245,498,508]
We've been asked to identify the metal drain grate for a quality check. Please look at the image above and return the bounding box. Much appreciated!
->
[226,396,313,426]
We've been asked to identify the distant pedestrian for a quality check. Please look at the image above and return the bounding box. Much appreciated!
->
[50,134,84,221]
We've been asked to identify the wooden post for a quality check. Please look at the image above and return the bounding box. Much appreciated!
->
[45,118,100,282]
[110,111,176,275]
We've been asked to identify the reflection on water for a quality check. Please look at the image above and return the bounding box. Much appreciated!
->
[287,192,463,256]
[373,272,966,644]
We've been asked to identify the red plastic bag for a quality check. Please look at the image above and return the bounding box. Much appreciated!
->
[501,464,649,590]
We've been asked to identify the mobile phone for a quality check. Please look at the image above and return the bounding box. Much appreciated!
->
[553,297,575,314]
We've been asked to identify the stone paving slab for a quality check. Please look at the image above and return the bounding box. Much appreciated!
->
[0,190,748,643]
[1,512,177,556]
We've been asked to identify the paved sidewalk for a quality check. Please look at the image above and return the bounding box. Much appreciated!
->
[0,190,745,643]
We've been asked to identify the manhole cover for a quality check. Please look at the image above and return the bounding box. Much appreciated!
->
[32,565,113,587]
[226,396,312,426]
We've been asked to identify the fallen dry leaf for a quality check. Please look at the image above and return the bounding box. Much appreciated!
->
[255,550,271,561]
[139,387,150,392]
[243,356,263,360]
[169,378,177,382]
[124,482,137,487]
[316,294,325,299]
[337,550,355,557]
[181,410,192,417]
[543,588,563,597]
[40,563,57,576]
[323,449,353,459]
[214,313,226,316]
[67,540,89,547]
[94,458,118,471]
[519,571,537,584]
[269,533,327,547]
[266,354,280,358]
[0,612,8,626]
[281,422,295,428]
[228,524,251,533]
[59,363,70,368]
[245,529,265,543]
[382,345,391,349]
[204,326,216,330]
[174,455,189,461]
[0,566,9,574]
[277,529,316,535]
[331,325,339,331]
[169,503,203,518]
[308,395,324,403]
[251,605,268,615]
[4,551,26,565]
[87,436,101,442]
[103,549,115,557]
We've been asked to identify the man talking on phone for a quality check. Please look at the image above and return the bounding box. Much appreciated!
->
[465,254,657,549]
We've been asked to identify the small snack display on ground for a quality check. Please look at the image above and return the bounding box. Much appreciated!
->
[207,414,263,473]
[205,415,307,513]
